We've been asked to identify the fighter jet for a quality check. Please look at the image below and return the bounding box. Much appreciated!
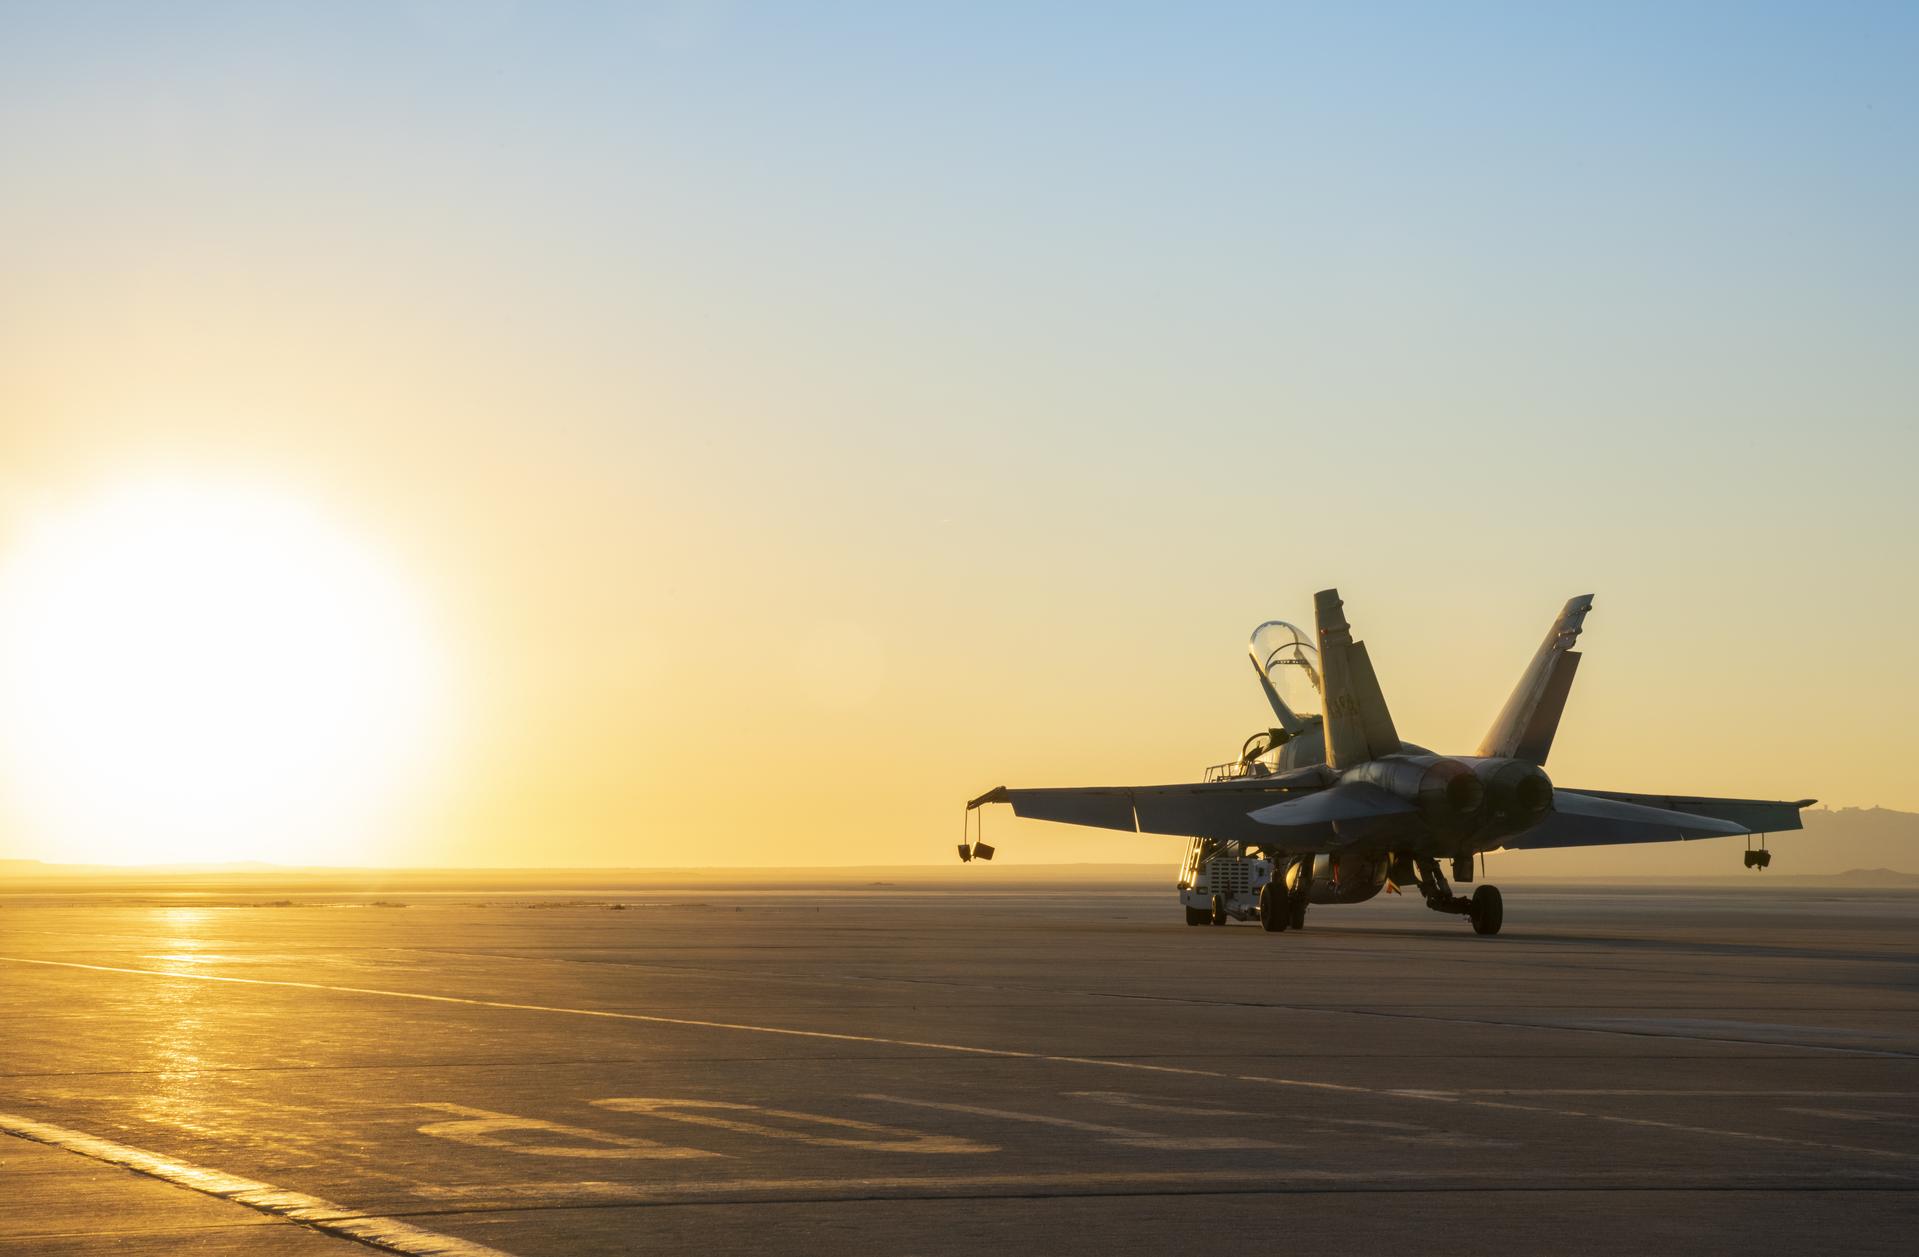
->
[964,590,1814,935]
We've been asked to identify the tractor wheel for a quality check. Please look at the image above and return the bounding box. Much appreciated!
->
[1184,905,1208,927]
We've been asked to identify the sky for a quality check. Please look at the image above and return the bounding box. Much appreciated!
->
[0,2,1914,869]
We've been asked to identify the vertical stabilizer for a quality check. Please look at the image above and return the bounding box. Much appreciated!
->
[1315,588,1401,769]
[1478,594,1594,765]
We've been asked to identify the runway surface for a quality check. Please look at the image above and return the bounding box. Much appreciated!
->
[3,881,1917,1254]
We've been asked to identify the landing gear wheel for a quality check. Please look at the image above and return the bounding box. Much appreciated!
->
[1210,895,1227,926]
[1259,883,1289,933]
[1289,893,1308,930]
[1469,885,1503,936]
[1184,905,1208,927]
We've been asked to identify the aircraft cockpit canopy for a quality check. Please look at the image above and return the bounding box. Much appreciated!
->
[1249,619,1322,731]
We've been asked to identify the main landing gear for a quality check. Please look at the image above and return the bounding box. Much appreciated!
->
[1258,859,1309,934]
[1258,881,1286,933]
[1413,857,1503,935]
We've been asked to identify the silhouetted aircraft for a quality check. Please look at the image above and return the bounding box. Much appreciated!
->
[964,590,1813,935]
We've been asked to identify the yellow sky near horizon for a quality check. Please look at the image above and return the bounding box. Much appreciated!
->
[1,4,1915,872]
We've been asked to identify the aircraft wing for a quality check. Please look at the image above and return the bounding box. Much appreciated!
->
[1506,790,1816,849]
[970,781,1816,853]
[968,777,1342,847]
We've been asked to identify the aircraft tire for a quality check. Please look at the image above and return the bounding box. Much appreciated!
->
[1259,883,1288,933]
[1289,894,1307,930]
[1470,885,1504,936]
[1184,906,1208,927]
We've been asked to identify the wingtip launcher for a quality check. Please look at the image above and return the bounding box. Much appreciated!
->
[960,787,1006,861]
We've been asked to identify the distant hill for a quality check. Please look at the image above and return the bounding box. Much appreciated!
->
[1,807,1915,884]
[1789,867,1919,886]
[1489,805,1919,880]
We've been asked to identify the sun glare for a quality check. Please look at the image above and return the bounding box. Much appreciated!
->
[0,474,448,865]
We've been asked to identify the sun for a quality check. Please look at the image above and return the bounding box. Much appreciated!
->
[0,474,449,866]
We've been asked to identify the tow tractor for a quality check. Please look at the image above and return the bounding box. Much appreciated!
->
[1177,837,1276,926]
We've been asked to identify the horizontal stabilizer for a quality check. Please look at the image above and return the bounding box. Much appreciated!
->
[1246,782,1415,834]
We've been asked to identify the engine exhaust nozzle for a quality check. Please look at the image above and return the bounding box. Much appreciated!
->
[1342,755,1485,835]
[1475,758,1555,825]
[1423,758,1485,822]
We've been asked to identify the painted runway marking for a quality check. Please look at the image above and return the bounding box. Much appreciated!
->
[0,1110,519,1257]
[4,954,1916,1167]
[860,1093,1281,1150]
[1387,1091,1919,1162]
[416,1103,721,1160]
[592,1097,993,1154]
[374,944,1919,1059]
[1064,1091,1511,1149]
[1067,1090,1256,1118]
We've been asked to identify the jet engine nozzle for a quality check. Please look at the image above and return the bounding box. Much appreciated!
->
[1428,759,1486,823]
[1474,758,1555,825]
[1343,756,1484,834]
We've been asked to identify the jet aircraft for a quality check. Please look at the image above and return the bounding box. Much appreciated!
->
[964,590,1813,935]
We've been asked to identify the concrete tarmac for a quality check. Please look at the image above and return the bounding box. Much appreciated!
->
[3,882,1917,1255]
